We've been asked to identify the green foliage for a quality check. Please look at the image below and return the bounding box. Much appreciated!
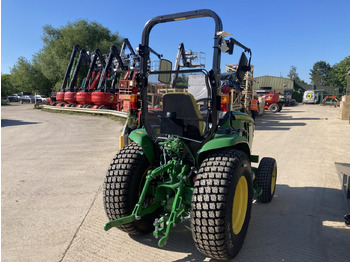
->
[309,61,332,86]
[287,66,307,102]
[9,19,123,95]
[287,66,300,82]
[10,57,52,95]
[1,74,18,97]
[287,66,307,85]
[329,56,350,93]
[292,88,303,103]
[175,73,188,89]
[37,20,122,90]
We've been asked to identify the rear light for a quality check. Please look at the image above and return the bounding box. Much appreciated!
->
[130,94,139,109]
[221,85,230,94]
[220,94,229,112]
[131,87,138,94]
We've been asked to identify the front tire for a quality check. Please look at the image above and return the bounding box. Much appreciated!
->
[191,149,253,260]
[269,103,280,113]
[103,142,157,235]
[256,157,277,203]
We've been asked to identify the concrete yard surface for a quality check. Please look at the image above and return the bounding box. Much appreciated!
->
[1,103,350,261]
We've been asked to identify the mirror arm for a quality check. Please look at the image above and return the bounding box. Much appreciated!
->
[229,37,251,54]
[149,47,163,59]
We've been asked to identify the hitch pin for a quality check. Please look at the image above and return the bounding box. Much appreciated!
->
[154,218,159,238]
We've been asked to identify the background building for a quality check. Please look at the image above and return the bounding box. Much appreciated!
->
[253,75,342,102]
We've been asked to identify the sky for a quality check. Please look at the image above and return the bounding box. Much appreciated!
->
[1,0,350,84]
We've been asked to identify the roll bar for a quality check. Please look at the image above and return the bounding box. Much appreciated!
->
[139,9,224,143]
[140,9,223,75]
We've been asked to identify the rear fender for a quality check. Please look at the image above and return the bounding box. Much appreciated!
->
[197,135,258,167]
[129,129,154,164]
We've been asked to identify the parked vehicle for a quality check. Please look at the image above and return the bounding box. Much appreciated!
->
[303,90,318,104]
[34,95,49,103]
[103,9,277,261]
[19,95,35,103]
[263,93,283,113]
[7,94,20,102]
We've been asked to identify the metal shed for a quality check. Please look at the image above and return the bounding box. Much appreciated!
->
[253,76,294,93]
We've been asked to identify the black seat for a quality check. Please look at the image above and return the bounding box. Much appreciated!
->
[161,93,204,140]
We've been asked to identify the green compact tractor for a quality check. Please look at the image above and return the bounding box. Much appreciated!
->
[103,9,277,261]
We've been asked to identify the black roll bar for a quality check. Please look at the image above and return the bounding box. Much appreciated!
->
[139,9,224,143]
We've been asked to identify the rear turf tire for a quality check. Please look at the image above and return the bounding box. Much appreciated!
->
[103,142,157,235]
[256,157,277,203]
[191,149,253,260]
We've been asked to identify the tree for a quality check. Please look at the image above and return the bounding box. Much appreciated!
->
[287,66,307,102]
[309,61,331,86]
[287,66,300,82]
[36,20,123,90]
[1,74,18,97]
[287,66,307,85]
[9,20,123,95]
[329,56,350,93]
[10,57,52,95]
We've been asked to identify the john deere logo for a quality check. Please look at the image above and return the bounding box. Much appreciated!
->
[110,95,114,101]
[306,93,313,99]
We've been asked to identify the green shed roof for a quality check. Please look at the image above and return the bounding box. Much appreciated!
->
[253,76,294,91]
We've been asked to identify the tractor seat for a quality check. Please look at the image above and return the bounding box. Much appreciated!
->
[161,92,204,140]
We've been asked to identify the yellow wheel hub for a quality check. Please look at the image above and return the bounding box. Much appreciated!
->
[271,167,277,194]
[232,176,248,235]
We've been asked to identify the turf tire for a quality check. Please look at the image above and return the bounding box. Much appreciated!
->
[191,149,253,260]
[256,157,277,203]
[103,142,157,235]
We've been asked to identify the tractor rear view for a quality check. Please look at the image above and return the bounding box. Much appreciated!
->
[103,9,277,261]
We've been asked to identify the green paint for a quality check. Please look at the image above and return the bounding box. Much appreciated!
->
[129,128,154,164]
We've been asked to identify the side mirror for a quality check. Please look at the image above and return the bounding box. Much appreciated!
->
[158,59,172,84]
[236,52,250,82]
[220,38,234,55]
[227,38,234,55]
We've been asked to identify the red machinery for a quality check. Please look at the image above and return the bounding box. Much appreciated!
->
[63,49,91,107]
[117,70,139,112]
[75,49,106,108]
[91,45,127,109]
[55,45,80,106]
[262,93,284,113]
[322,95,340,106]
[55,46,91,107]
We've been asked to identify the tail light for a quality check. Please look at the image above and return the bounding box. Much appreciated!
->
[220,94,229,112]
[130,94,139,109]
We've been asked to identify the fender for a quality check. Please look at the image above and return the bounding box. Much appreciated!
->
[129,128,155,164]
[197,134,258,166]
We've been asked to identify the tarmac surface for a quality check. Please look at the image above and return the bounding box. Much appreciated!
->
[2,103,350,262]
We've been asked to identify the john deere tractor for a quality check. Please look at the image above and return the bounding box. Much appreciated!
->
[103,9,277,261]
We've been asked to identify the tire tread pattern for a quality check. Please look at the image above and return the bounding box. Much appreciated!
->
[256,157,277,203]
[191,149,252,260]
[103,142,149,235]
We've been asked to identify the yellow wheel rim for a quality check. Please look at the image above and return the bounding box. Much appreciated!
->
[271,167,277,194]
[232,176,248,235]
